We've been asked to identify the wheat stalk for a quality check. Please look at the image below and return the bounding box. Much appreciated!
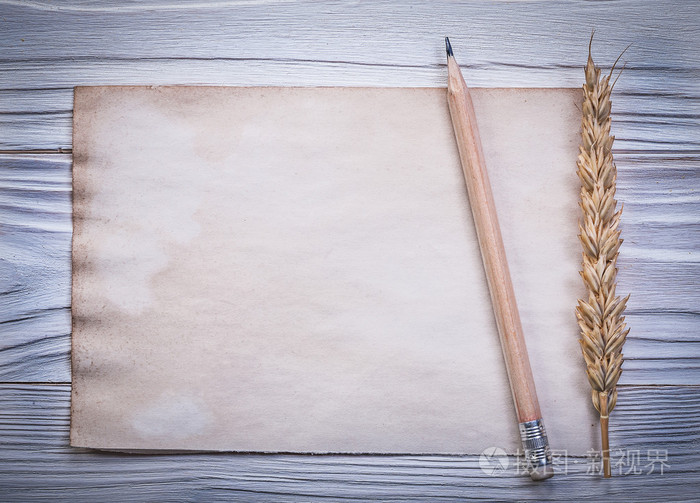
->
[576,38,630,479]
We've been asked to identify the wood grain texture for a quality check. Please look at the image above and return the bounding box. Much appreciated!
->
[0,0,698,500]
[1,0,699,150]
[1,384,697,501]
[1,72,698,151]
[2,154,696,384]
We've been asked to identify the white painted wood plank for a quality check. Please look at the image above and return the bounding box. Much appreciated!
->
[0,384,696,501]
[5,313,699,385]
[3,61,696,95]
[2,84,698,150]
[1,1,698,498]
[2,0,698,68]
[1,0,698,150]
[1,154,698,384]
[0,155,71,381]
[2,153,693,262]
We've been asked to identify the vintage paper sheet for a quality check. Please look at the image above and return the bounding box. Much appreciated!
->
[71,86,597,454]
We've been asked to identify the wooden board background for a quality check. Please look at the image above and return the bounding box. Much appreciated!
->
[0,0,698,500]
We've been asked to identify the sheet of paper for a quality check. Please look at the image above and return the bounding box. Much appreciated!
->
[71,86,597,454]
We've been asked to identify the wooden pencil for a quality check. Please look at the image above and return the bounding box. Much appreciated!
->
[444,37,553,481]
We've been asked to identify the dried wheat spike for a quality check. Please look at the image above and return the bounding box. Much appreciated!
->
[576,39,630,479]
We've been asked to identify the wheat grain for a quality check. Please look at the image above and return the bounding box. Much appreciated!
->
[576,38,630,479]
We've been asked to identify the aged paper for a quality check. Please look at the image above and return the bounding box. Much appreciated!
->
[71,86,596,454]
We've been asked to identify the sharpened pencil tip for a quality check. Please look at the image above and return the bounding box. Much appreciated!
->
[445,37,453,58]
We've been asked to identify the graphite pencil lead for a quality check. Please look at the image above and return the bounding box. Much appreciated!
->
[445,37,453,58]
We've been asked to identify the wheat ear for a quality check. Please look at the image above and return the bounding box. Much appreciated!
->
[576,39,630,479]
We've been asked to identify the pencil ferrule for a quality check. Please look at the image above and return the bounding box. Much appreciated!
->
[518,419,553,479]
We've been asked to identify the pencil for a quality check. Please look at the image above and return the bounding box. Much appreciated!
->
[445,37,554,481]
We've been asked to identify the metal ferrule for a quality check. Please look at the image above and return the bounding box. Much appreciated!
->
[518,419,554,480]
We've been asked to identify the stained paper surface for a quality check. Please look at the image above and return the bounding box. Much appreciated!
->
[71,86,596,454]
